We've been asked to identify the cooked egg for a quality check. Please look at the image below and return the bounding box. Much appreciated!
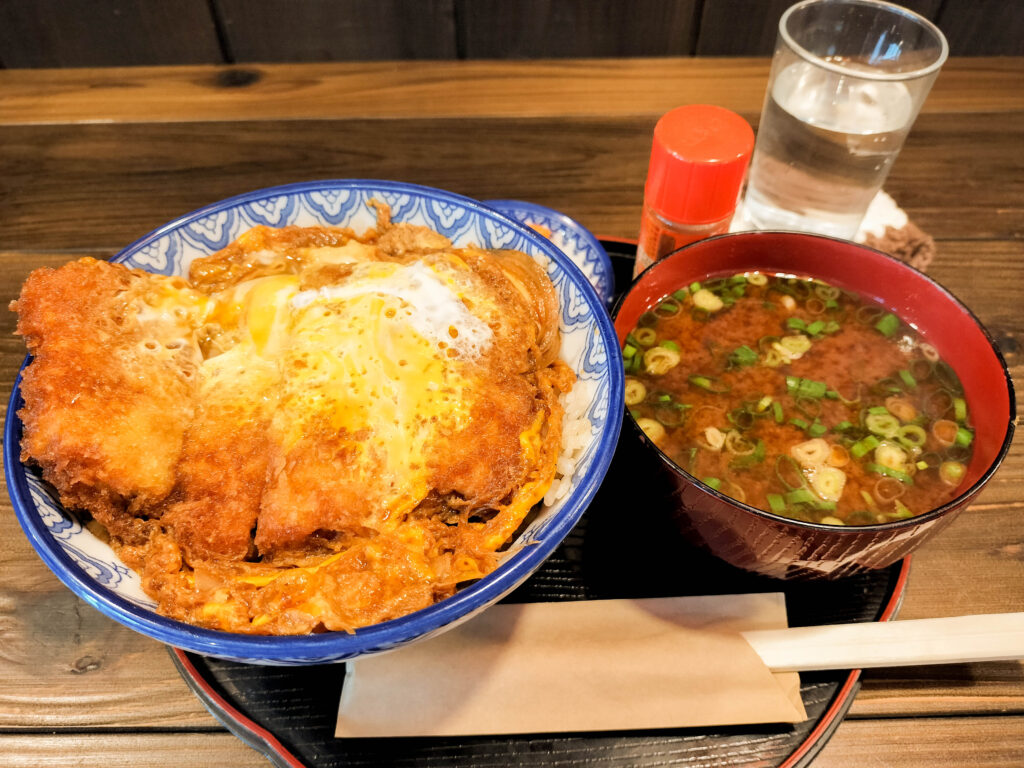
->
[192,255,498,525]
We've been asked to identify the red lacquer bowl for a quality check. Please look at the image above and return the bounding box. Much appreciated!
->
[612,231,1016,579]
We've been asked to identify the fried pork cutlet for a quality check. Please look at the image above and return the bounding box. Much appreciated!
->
[12,258,203,538]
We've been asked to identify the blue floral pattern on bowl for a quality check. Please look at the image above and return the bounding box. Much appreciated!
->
[484,199,615,306]
[4,180,624,665]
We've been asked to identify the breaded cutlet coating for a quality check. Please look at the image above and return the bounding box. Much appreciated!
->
[12,258,200,531]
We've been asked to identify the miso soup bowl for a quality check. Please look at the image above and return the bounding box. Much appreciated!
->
[612,231,1016,579]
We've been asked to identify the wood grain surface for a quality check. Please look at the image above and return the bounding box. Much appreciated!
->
[3,716,1024,768]
[0,57,1021,768]
[2,58,1023,126]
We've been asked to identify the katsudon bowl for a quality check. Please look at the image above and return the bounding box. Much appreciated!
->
[613,231,1015,580]
[4,179,624,664]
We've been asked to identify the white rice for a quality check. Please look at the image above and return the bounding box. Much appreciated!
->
[543,380,595,507]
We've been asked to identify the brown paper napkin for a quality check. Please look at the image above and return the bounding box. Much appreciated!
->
[336,593,806,738]
[731,189,937,271]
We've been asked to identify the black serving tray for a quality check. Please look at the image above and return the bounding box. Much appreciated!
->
[172,240,910,768]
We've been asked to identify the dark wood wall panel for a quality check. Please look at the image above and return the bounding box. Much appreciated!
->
[696,0,943,56]
[696,0,793,56]
[214,0,457,62]
[0,0,222,68]
[0,0,1019,68]
[937,0,1024,56]
[458,0,701,58]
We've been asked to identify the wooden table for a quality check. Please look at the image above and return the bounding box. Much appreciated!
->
[1,57,1021,767]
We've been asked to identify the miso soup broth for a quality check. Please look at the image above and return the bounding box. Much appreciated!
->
[622,272,974,525]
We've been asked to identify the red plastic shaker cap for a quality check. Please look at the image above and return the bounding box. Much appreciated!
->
[644,104,755,225]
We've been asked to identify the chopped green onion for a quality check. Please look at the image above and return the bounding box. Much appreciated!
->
[868,406,890,415]
[654,403,688,427]
[794,396,822,419]
[865,462,915,484]
[834,383,862,406]
[727,407,755,429]
[728,345,758,368]
[658,394,672,402]
[644,346,681,375]
[660,339,680,352]
[955,427,974,447]
[786,377,828,399]
[891,500,914,519]
[954,397,967,423]
[689,281,702,293]
[897,424,928,449]
[633,327,657,346]
[874,312,901,337]
[808,420,827,438]
[934,361,963,393]
[624,378,647,406]
[899,369,917,388]
[802,379,828,398]
[851,435,881,458]
[654,299,681,317]
[767,493,786,514]
[785,488,816,505]
[775,455,805,491]
[730,439,766,469]
[865,412,900,438]
[814,283,841,301]
[688,375,730,393]
[789,418,809,430]
[939,460,966,485]
[786,317,807,331]
[692,288,724,313]
[672,288,689,301]
[875,376,904,395]
[857,305,885,324]
[834,420,853,432]
[622,344,636,359]
[772,400,784,423]
[806,320,826,336]
[702,477,722,491]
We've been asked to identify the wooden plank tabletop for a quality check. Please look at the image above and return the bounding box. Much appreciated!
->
[0,57,1021,767]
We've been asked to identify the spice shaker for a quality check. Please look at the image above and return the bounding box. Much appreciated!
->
[635,104,754,277]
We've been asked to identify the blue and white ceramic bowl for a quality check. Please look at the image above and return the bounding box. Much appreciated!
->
[5,180,624,665]
[484,199,614,306]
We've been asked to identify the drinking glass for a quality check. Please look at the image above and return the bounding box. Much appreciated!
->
[743,0,948,239]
